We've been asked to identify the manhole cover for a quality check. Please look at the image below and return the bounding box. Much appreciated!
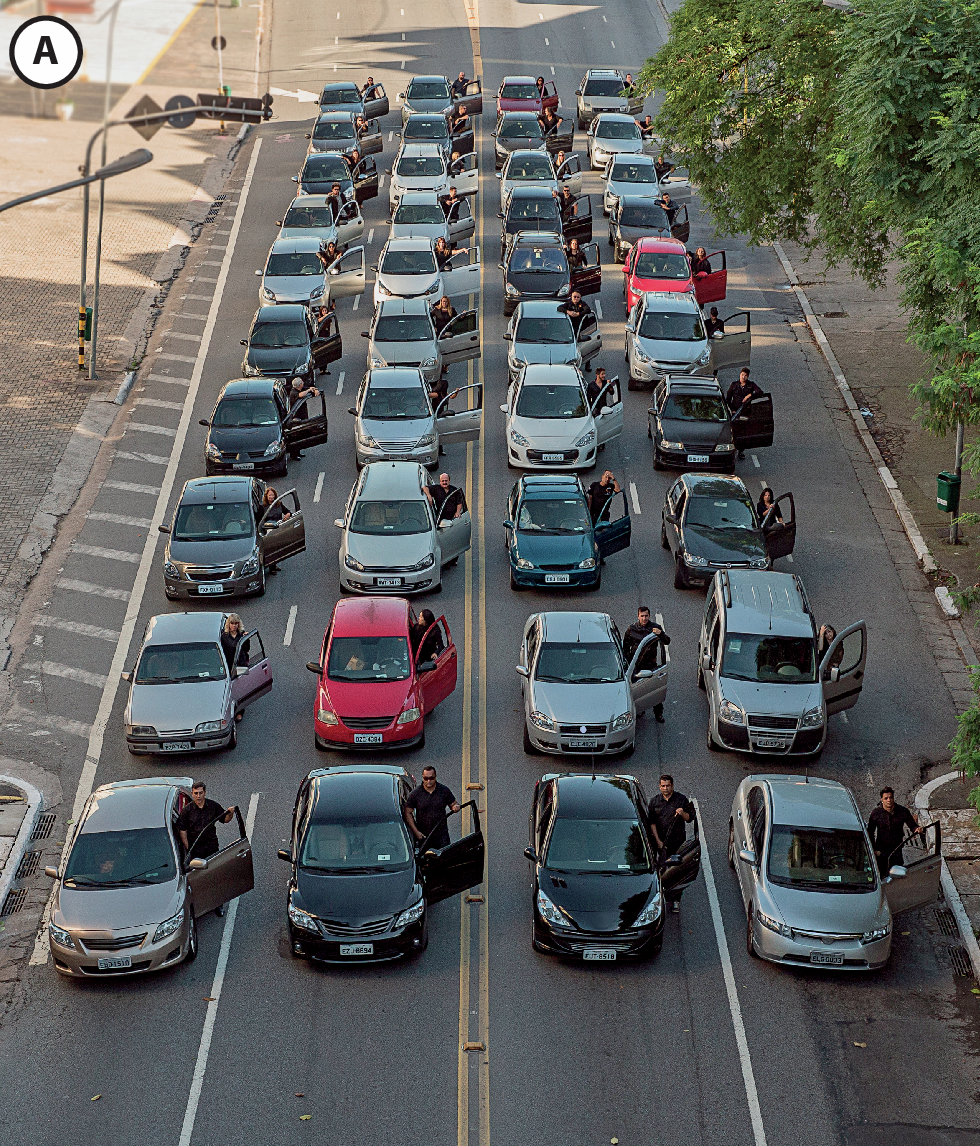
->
[935,907,958,936]
[31,813,56,840]
[1,888,27,917]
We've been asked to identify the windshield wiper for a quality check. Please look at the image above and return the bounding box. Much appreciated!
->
[532,337,573,345]
[575,676,620,683]
[136,676,181,684]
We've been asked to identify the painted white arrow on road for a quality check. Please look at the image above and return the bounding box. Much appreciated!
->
[269,86,319,102]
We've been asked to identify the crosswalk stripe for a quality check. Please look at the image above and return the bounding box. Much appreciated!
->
[88,511,153,528]
[73,543,141,564]
[127,422,177,437]
[22,661,108,688]
[104,480,161,495]
[55,578,131,601]
[34,616,121,641]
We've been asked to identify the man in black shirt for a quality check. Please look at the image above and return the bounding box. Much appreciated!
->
[725,367,764,459]
[177,782,235,914]
[867,788,919,876]
[405,766,460,850]
[705,307,725,338]
[587,469,620,523]
[425,471,465,519]
[451,71,469,99]
[622,606,670,721]
[649,775,694,912]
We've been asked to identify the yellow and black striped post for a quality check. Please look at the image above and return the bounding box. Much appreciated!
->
[77,305,86,369]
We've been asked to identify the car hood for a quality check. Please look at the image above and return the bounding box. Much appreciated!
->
[55,878,182,931]
[377,270,441,298]
[404,98,453,115]
[637,336,706,366]
[346,531,433,566]
[497,136,546,154]
[530,678,629,723]
[505,217,560,237]
[127,679,230,733]
[507,269,568,297]
[300,178,354,197]
[511,342,579,366]
[295,865,418,926]
[244,346,311,376]
[658,416,732,449]
[167,536,256,566]
[765,882,884,933]
[360,415,433,440]
[582,97,629,113]
[498,97,543,113]
[370,341,439,367]
[504,178,558,200]
[541,869,656,932]
[608,181,658,201]
[390,221,450,242]
[264,273,327,303]
[322,676,415,720]
[279,225,339,244]
[511,413,591,448]
[392,175,449,194]
[594,138,643,156]
[632,275,691,295]
[720,679,823,717]
[308,139,357,155]
[618,223,671,245]
[681,524,766,564]
[207,423,280,454]
[514,530,592,566]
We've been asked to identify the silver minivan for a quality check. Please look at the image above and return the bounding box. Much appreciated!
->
[698,569,868,757]
[364,297,481,386]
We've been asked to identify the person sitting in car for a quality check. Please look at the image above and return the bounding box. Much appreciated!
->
[434,236,454,270]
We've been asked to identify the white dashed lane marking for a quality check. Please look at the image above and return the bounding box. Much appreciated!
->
[127,422,177,438]
[283,606,298,646]
[73,543,142,564]
[314,472,325,503]
[115,450,170,465]
[751,453,760,468]
[595,299,602,320]
[336,370,345,395]
[629,482,641,514]
[137,397,184,412]
[33,616,120,642]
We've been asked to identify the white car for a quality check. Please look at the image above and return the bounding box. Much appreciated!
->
[390,190,475,245]
[625,291,713,388]
[388,142,478,210]
[335,461,472,595]
[276,194,363,249]
[258,237,365,307]
[500,362,623,470]
[602,153,660,215]
[504,299,601,379]
[373,236,481,306]
[586,113,645,171]
[496,149,581,207]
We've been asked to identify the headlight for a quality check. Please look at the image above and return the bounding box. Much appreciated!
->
[719,699,745,725]
[510,429,530,446]
[800,706,824,730]
[714,443,735,452]
[344,554,365,571]
[529,710,555,731]
[557,284,570,297]
[757,909,792,938]
[49,922,74,949]
[861,924,890,944]
[578,557,596,569]
[611,710,634,731]
[575,429,596,448]
[164,561,180,580]
[263,439,284,456]
[261,287,276,301]
[238,553,260,576]
[126,724,157,737]
[416,433,436,447]
[660,439,684,450]
[425,281,440,295]
[516,557,535,570]
[317,708,339,725]
[634,891,663,927]
[419,357,437,369]
[750,557,770,569]
[376,282,393,297]
[357,431,379,448]
[288,900,320,933]
[194,720,223,735]
[153,909,185,943]
[395,899,425,928]
[683,551,708,567]
[505,283,520,297]
[397,708,421,725]
[310,285,325,300]
[409,553,435,570]
[632,341,652,364]
[369,354,388,368]
[205,443,222,461]
[696,347,712,365]
[536,890,567,927]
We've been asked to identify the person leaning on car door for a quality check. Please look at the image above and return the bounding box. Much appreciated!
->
[404,766,460,850]
[648,775,692,914]
[867,787,919,877]
[177,781,235,915]
[622,605,670,723]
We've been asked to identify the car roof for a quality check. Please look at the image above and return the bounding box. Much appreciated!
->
[610,154,656,166]
[664,374,721,394]
[539,611,613,642]
[217,378,278,400]
[358,461,427,498]
[506,149,553,163]
[142,612,224,645]
[519,474,584,498]
[682,473,750,499]
[518,299,570,317]
[522,363,582,385]
[594,112,636,123]
[321,81,359,92]
[270,236,322,253]
[640,291,700,312]
[585,68,623,78]
[724,571,814,638]
[554,774,639,819]
[499,111,541,122]
[376,297,432,316]
[397,191,442,204]
[757,775,861,831]
[286,194,340,209]
[329,596,412,638]
[635,236,687,253]
[398,143,445,157]
[179,476,254,505]
[315,110,356,121]
[83,781,174,833]
[366,367,426,387]
[409,74,449,84]
[383,236,434,251]
[308,769,401,822]
[251,304,307,324]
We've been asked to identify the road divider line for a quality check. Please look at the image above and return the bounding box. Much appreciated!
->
[314,472,325,503]
[368,227,375,243]
[550,66,554,75]
[178,792,260,1146]
[694,799,769,1146]
[629,481,641,514]
[353,295,359,311]
[336,370,345,395]
[751,454,760,468]
[595,299,602,320]
[283,605,298,646]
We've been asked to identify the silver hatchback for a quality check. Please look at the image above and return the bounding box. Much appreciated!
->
[364,298,481,387]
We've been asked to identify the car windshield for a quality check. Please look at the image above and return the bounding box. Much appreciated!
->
[303,155,350,180]
[321,88,360,105]
[721,633,817,683]
[502,82,539,99]
[393,203,445,224]
[515,316,574,344]
[535,640,623,683]
[638,311,705,342]
[518,497,591,533]
[510,199,558,220]
[266,252,323,276]
[620,202,669,228]
[64,827,176,888]
[374,315,433,342]
[136,641,227,683]
[583,77,625,96]
[327,635,412,682]
[349,499,431,535]
[510,248,566,273]
[635,251,690,280]
[363,385,430,419]
[282,206,337,229]
[661,394,728,422]
[213,398,280,428]
[173,502,252,541]
[396,155,446,177]
[408,81,451,100]
[509,156,553,179]
[300,817,413,872]
[404,117,448,139]
[500,117,541,139]
[249,322,308,349]
[768,826,876,891]
[611,162,656,183]
[546,817,651,873]
[597,121,640,140]
[686,496,756,530]
[381,249,437,275]
[313,120,355,140]
[516,384,586,419]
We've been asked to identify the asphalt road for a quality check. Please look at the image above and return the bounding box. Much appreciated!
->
[1,1,979,1145]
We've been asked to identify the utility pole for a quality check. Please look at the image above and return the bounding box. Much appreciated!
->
[951,421,965,545]
[215,0,227,133]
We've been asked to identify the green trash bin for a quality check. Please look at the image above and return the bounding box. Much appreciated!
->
[937,471,961,515]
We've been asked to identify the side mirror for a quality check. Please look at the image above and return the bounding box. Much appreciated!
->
[44,866,59,879]
[240,339,248,346]
[360,331,370,338]
[291,176,298,182]
[738,847,756,867]
[516,664,529,677]
[188,857,208,871]
[502,332,512,341]
[499,403,508,412]
[490,131,497,138]
[496,211,504,219]
[198,419,209,427]
[275,220,282,226]
[438,519,452,529]
[255,269,262,275]
[701,653,712,672]
[497,263,505,270]
[635,669,654,679]
[120,671,132,683]
[417,659,437,674]
[495,172,501,179]
[712,331,724,340]
[398,92,406,100]
[888,865,908,879]
[305,133,311,139]
[158,524,171,534]
[575,89,582,96]
[277,849,292,863]
[503,520,515,529]
[333,518,344,528]
[667,853,682,865]
[306,662,321,674]
[523,847,537,862]
[348,407,357,416]
[664,513,678,525]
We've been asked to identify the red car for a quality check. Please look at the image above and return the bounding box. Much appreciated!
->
[622,237,728,312]
[308,597,457,751]
[496,74,560,116]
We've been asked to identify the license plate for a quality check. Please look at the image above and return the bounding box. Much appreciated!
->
[232,462,254,471]
[339,943,374,956]
[97,956,132,970]
[541,453,565,462]
[687,454,710,464]
[545,574,570,584]
[375,577,402,587]
[756,738,782,749]
[162,741,191,751]
[197,583,224,595]
[569,738,598,748]
[354,732,383,744]
[810,951,843,965]
[582,948,616,961]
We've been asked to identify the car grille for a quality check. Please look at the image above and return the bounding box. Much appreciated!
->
[247,450,271,460]
[318,917,393,938]
[185,566,235,582]
[539,563,577,571]
[375,439,421,451]
[81,933,147,952]
[566,939,638,953]
[708,560,751,569]
[559,723,607,734]
[790,928,863,943]
[526,449,578,463]
[342,716,395,730]
[748,715,799,731]
[359,563,424,573]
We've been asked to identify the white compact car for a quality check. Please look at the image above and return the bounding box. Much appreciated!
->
[586,113,645,171]
[388,143,478,210]
[373,237,481,307]
[501,363,622,470]
[390,190,475,245]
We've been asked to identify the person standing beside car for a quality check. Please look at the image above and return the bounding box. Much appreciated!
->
[405,766,460,850]
[649,775,693,913]
[622,606,670,723]
[867,788,919,877]
[177,782,236,915]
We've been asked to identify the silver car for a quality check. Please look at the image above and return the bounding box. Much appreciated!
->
[575,68,644,129]
[517,611,668,756]
[602,153,660,215]
[45,777,254,977]
[305,111,362,158]
[730,775,941,971]
[625,291,712,387]
[319,78,389,120]
[390,190,475,246]
[364,297,481,386]
[350,366,483,468]
[505,299,601,380]
[276,194,363,249]
[122,612,272,754]
[258,236,365,307]
[497,149,581,207]
[399,74,482,123]
[586,113,645,171]
[388,143,479,210]
[373,236,481,307]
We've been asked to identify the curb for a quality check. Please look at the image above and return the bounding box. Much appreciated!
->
[0,774,42,918]
[915,770,980,984]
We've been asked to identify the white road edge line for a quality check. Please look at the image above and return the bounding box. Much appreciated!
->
[595,299,602,320]
[177,792,260,1146]
[694,798,769,1146]
[751,454,760,468]
[336,370,345,395]
[629,481,641,515]
[283,605,298,646]
[314,472,325,503]
[29,138,265,967]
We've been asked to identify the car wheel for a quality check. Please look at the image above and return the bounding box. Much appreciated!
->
[276,458,289,478]
[628,374,640,392]
[184,914,198,963]
[661,521,670,550]
[225,719,237,751]
[673,559,687,590]
[696,660,706,691]
[431,581,442,594]
[728,822,737,870]
[510,568,525,591]
[445,556,459,567]
[746,908,758,957]
[253,565,266,598]
[707,724,721,751]
[414,729,426,751]
[314,734,327,751]
[523,724,540,755]
[607,230,614,247]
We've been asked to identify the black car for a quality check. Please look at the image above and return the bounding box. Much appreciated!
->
[280,765,485,963]
[661,473,796,589]
[492,111,573,168]
[201,378,329,477]
[608,195,688,263]
[294,153,379,205]
[498,185,592,258]
[501,232,601,317]
[399,112,475,158]
[240,305,342,382]
[647,374,773,472]
[526,773,700,961]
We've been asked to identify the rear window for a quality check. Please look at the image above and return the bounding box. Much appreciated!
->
[327,635,411,682]
[583,77,625,96]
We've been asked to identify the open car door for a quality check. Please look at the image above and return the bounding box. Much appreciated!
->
[231,629,272,710]
[884,820,941,915]
[576,313,602,365]
[693,249,727,305]
[660,820,702,898]
[627,630,668,714]
[709,311,751,377]
[351,158,379,204]
[420,801,485,905]
[762,493,796,561]
[556,154,582,196]
[416,616,458,712]
[187,806,255,918]
[669,204,690,245]
[595,376,623,446]
[820,620,867,716]
[325,245,366,299]
[441,246,482,297]
[311,312,343,374]
[731,392,773,451]
[563,194,593,245]
[454,79,483,117]
[283,390,329,451]
[358,119,383,157]
[451,123,475,157]
[364,84,389,119]
[447,197,476,244]
[438,310,481,366]
[436,492,472,563]
[594,489,631,559]
[436,384,483,443]
[449,152,480,196]
[571,242,602,296]
[258,489,306,565]
[545,121,575,155]
[541,81,560,113]
[335,200,364,247]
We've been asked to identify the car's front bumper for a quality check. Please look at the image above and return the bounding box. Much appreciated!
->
[713,718,824,756]
[533,912,663,960]
[340,565,437,594]
[205,454,286,477]
[510,564,599,589]
[164,572,263,600]
[127,727,234,754]
[631,358,706,385]
[753,921,890,971]
[653,441,736,472]
[508,444,595,470]
[525,722,633,755]
[289,916,426,962]
[314,715,424,750]
[50,915,193,977]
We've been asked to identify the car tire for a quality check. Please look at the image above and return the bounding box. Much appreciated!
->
[314,734,327,751]
[510,568,525,591]
[728,822,737,870]
[707,724,721,751]
[661,522,670,550]
[184,914,198,963]
[746,908,758,958]
[628,374,640,392]
[696,660,706,691]
[588,569,602,591]
[431,581,442,594]
[254,565,266,598]
[445,556,459,567]
[276,459,289,478]
[523,724,540,755]
[607,230,614,246]
[673,559,687,590]
[414,729,426,751]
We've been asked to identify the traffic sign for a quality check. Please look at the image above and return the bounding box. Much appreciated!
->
[125,94,164,140]
[165,94,197,130]
[211,35,227,51]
